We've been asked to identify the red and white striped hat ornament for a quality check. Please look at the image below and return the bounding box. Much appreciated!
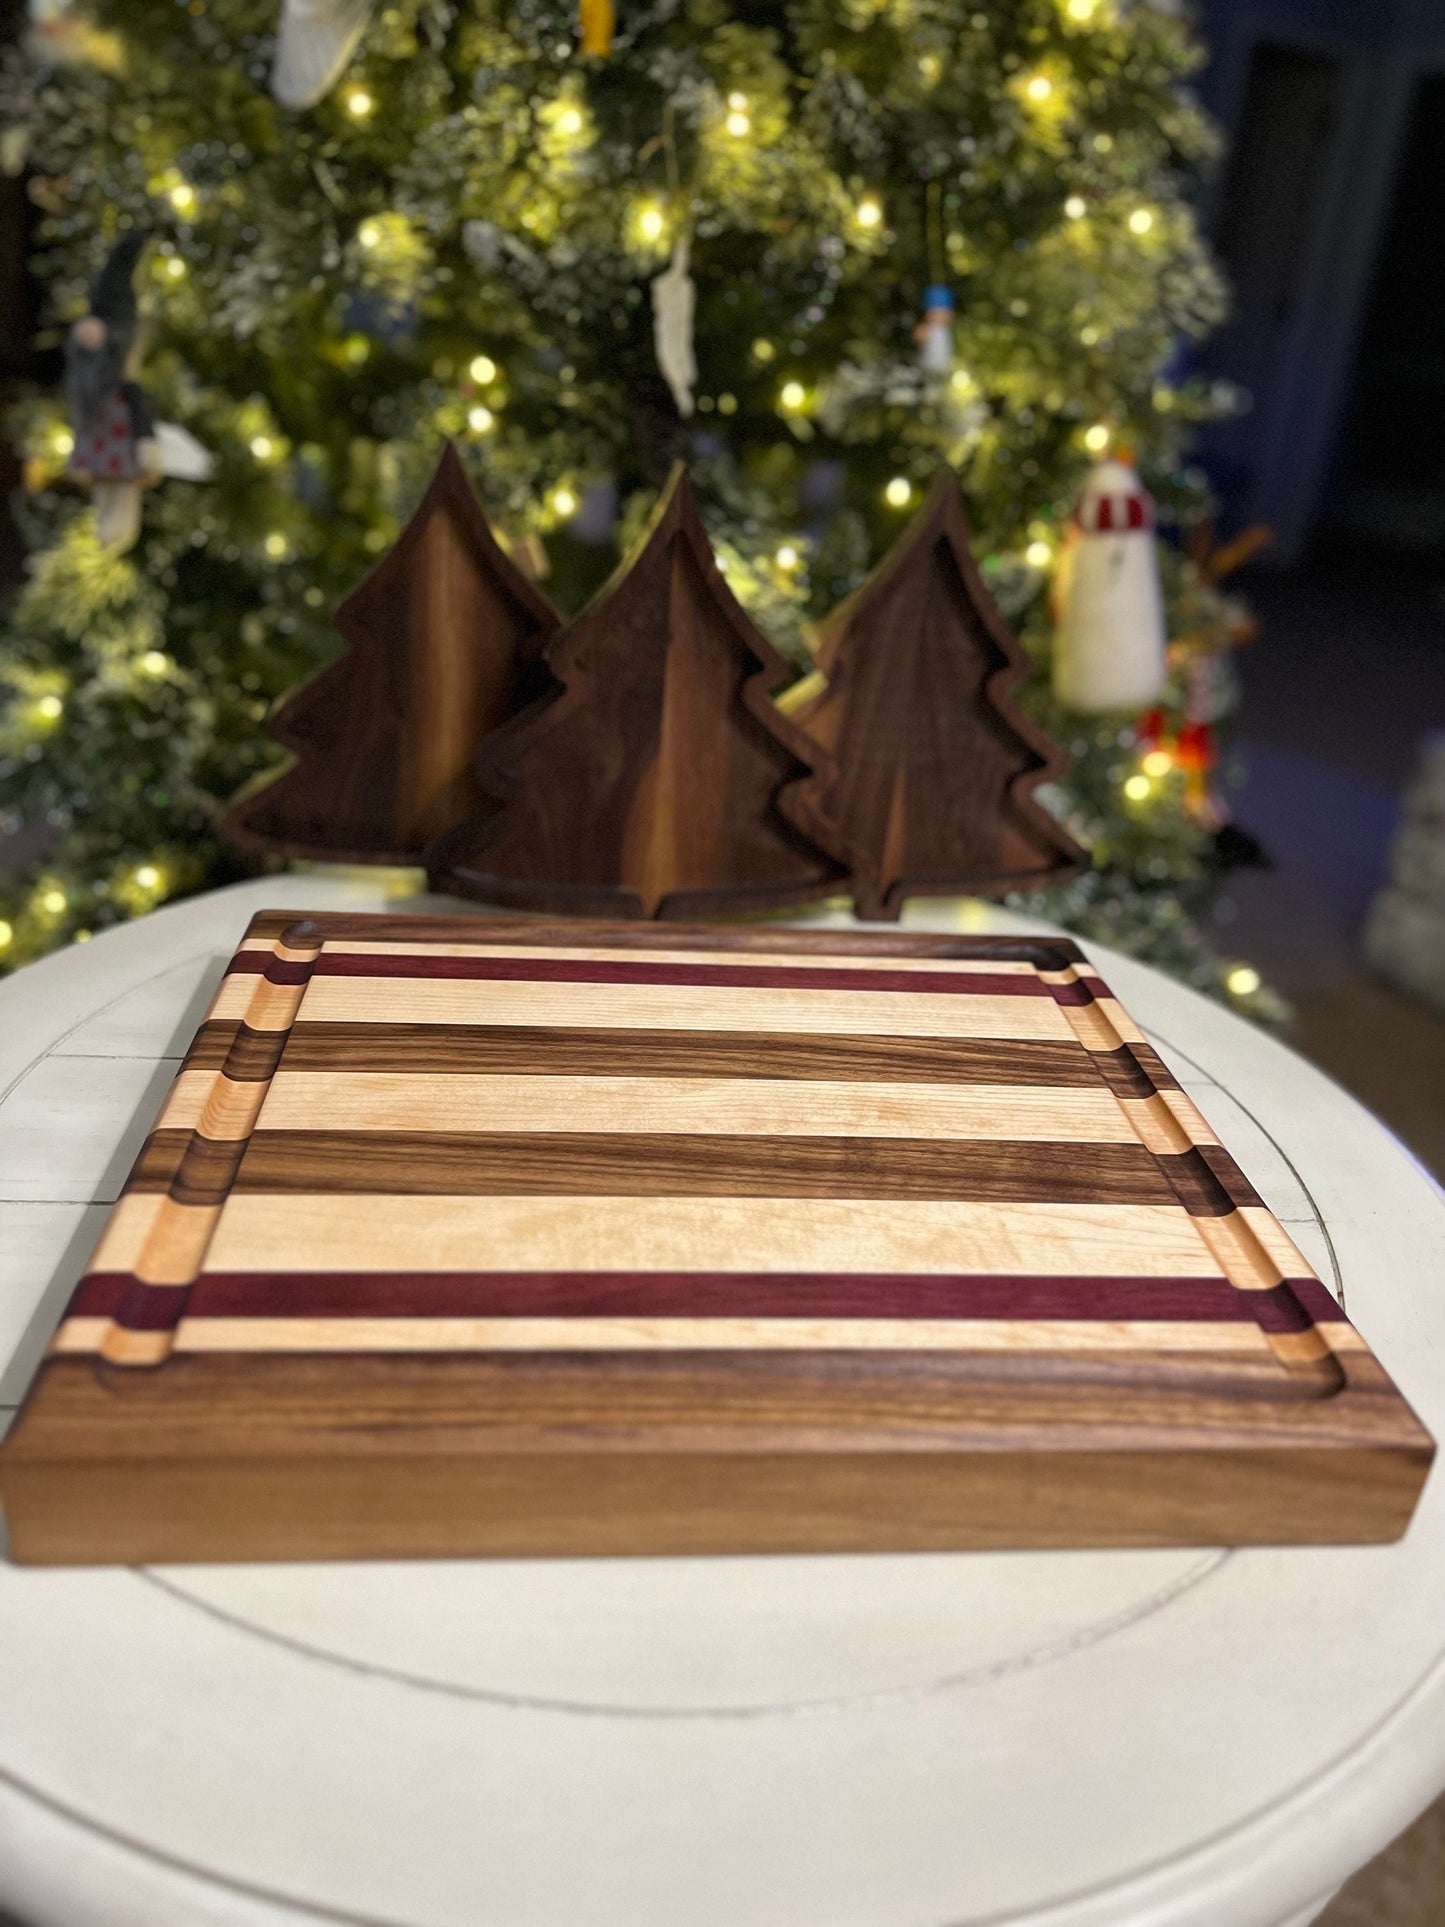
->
[1071,450,1156,533]
[1052,448,1168,714]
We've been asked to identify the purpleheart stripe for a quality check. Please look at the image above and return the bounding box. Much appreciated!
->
[67,1269,1343,1328]
[65,1276,190,1329]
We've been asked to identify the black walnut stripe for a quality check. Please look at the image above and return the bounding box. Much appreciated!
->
[183,1022,288,1083]
[183,1019,1108,1086]
[224,1130,1182,1204]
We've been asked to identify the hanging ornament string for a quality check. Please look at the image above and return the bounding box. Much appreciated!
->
[648,102,698,418]
[916,178,954,374]
[926,178,946,288]
[579,0,614,58]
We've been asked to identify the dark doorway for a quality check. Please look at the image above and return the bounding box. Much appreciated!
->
[1195,40,1347,527]
[1325,71,1445,554]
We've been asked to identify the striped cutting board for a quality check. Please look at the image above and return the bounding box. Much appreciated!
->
[0,912,1431,1563]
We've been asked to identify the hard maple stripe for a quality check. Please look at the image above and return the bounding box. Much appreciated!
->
[262,975,1079,1040]
[153,1316,1282,1357]
[199,1193,1224,1278]
[249,1071,1139,1141]
[66,1268,1347,1327]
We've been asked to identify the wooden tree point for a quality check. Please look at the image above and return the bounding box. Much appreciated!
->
[780,474,1086,920]
[427,467,848,918]
[222,443,560,866]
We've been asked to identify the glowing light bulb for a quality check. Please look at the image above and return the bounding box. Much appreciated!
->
[1128,207,1154,235]
[164,257,187,280]
[752,338,775,363]
[139,650,170,676]
[727,91,749,110]
[775,544,800,571]
[468,405,494,433]
[1084,423,1110,453]
[0,920,11,951]
[1066,0,1098,19]
[1141,748,1173,778]
[36,694,63,720]
[168,182,196,214]
[726,110,750,137]
[1226,965,1261,997]
[638,204,665,242]
[52,425,74,457]
[1025,539,1053,567]
[1064,194,1086,220]
[469,355,497,384]
[552,486,578,518]
[343,334,370,366]
[885,477,912,508]
[358,219,383,249]
[950,368,975,395]
[1024,73,1053,102]
[134,863,161,890]
[779,381,807,411]
[918,53,942,84]
[856,197,883,229]
[345,87,374,118]
[717,393,737,415]
[263,532,288,558]
[40,889,66,914]
[250,434,274,459]
[1123,774,1151,801]
[556,105,583,135]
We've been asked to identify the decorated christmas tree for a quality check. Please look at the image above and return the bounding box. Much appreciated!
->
[0,0,1272,1013]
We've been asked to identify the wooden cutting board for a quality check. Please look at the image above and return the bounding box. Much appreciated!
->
[0,912,1431,1563]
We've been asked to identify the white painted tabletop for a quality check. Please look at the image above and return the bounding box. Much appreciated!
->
[1,874,1443,1927]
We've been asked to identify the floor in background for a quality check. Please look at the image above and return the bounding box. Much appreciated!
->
[1221,542,1445,1926]
[1216,540,1445,1177]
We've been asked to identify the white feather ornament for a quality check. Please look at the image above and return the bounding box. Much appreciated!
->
[271,0,375,110]
[650,239,697,419]
[154,422,216,482]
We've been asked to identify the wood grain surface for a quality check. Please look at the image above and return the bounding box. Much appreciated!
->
[0,911,1431,1563]
[222,444,559,864]
[427,468,850,918]
[782,476,1084,918]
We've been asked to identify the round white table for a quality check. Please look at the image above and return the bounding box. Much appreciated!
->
[0,874,1442,1927]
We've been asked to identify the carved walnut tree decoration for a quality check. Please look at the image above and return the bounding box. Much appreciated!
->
[781,475,1084,921]
[428,466,848,918]
[224,443,559,865]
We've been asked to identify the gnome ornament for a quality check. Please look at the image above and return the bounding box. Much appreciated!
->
[915,284,955,375]
[65,234,162,552]
[1052,453,1168,714]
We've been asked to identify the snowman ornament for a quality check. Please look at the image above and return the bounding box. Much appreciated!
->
[1052,453,1168,714]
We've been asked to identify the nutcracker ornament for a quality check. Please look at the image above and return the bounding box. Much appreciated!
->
[64,233,161,552]
[1051,452,1168,714]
